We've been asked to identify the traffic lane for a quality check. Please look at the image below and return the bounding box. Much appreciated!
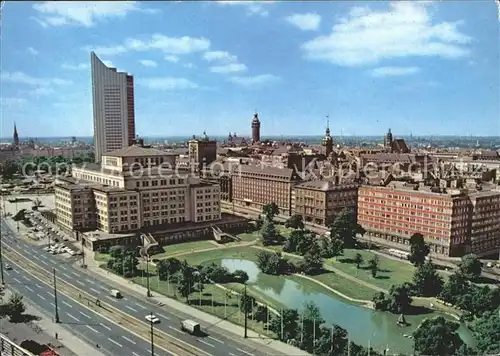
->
[3,223,266,356]
[4,260,173,356]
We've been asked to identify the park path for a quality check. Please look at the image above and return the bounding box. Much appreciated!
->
[251,245,387,294]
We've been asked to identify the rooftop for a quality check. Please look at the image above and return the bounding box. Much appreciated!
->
[295,179,358,191]
[105,145,178,158]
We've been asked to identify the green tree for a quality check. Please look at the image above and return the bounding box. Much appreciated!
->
[295,231,316,256]
[256,251,288,275]
[262,203,279,221]
[472,308,500,354]
[409,233,430,266]
[283,229,303,253]
[260,219,279,246]
[240,294,256,315]
[285,214,304,230]
[387,284,413,314]
[109,245,125,259]
[232,270,249,284]
[298,302,324,353]
[412,261,444,297]
[367,255,379,278]
[299,242,323,275]
[439,272,470,305]
[269,308,299,341]
[254,215,264,230]
[413,316,465,356]
[459,254,483,282]
[157,258,182,280]
[177,261,196,302]
[329,208,363,248]
[7,293,26,322]
[319,236,344,259]
[354,253,364,269]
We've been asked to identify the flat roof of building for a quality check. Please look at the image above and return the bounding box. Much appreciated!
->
[104,145,179,158]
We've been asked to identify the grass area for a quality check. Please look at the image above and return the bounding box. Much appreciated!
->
[151,240,217,259]
[236,232,260,242]
[312,271,378,301]
[94,252,113,263]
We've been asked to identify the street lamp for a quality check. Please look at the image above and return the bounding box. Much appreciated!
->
[0,227,4,285]
[53,268,60,323]
[244,283,248,338]
[146,253,151,297]
[149,312,155,356]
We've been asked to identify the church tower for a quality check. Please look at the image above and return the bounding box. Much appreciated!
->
[251,112,261,143]
[13,123,19,148]
[384,128,393,152]
[321,117,333,157]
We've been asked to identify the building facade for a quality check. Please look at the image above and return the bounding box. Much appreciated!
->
[188,132,217,171]
[292,179,358,226]
[55,145,221,235]
[91,52,136,163]
[358,182,500,257]
[231,165,300,215]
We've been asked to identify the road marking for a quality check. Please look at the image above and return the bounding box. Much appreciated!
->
[208,336,224,344]
[79,311,91,319]
[108,338,123,348]
[99,285,107,291]
[122,336,137,345]
[85,279,95,285]
[60,265,67,270]
[26,286,34,292]
[86,325,99,333]
[135,302,146,309]
[13,277,21,283]
[168,326,184,334]
[63,301,73,308]
[71,271,79,277]
[229,353,236,356]
[35,284,42,289]
[46,292,53,298]
[132,352,142,356]
[125,305,138,312]
[75,280,85,286]
[66,313,79,322]
[237,349,254,356]
[40,260,49,266]
[33,255,40,261]
[22,275,29,280]
[50,302,55,307]
[90,288,100,294]
[63,273,72,279]
[157,313,171,320]
[100,322,111,331]
[37,293,46,300]
[197,339,215,348]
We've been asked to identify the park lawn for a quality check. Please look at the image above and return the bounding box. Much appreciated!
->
[312,271,378,302]
[151,240,217,259]
[236,232,260,242]
[326,249,449,292]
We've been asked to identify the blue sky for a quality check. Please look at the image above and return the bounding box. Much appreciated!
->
[1,1,499,138]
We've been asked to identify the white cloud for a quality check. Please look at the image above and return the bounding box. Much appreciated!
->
[27,47,39,55]
[228,74,279,86]
[32,1,157,28]
[286,13,321,31]
[301,2,471,66]
[1,97,27,108]
[370,66,420,77]
[139,59,158,68]
[164,55,180,63]
[183,63,195,69]
[215,1,274,17]
[210,63,247,74]
[1,72,72,87]
[30,87,56,96]
[61,63,89,71]
[138,77,199,90]
[202,51,237,63]
[85,34,210,57]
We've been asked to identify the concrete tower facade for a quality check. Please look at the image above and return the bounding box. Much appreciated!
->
[91,52,135,163]
[251,112,261,143]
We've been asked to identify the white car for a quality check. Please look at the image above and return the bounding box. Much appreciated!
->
[145,314,160,324]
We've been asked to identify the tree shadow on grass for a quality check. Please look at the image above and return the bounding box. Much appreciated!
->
[405,305,433,316]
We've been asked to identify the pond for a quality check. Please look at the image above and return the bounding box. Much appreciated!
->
[221,258,475,355]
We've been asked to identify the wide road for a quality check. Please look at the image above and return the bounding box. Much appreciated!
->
[1,219,279,356]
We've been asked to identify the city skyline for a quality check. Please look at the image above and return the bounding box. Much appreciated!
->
[1,1,499,138]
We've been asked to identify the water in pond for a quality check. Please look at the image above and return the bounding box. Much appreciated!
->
[221,259,475,355]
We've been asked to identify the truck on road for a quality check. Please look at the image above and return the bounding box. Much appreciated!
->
[180,319,201,335]
[110,289,122,298]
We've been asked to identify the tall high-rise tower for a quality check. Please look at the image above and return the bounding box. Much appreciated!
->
[251,112,261,143]
[91,52,135,163]
[384,128,393,152]
[12,122,19,148]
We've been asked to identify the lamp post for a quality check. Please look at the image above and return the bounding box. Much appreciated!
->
[146,254,151,297]
[53,268,60,323]
[149,312,155,356]
[244,283,248,338]
[0,228,4,285]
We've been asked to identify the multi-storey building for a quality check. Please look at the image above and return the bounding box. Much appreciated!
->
[91,52,135,163]
[292,179,358,226]
[55,145,221,235]
[188,132,217,170]
[358,181,500,257]
[231,165,300,215]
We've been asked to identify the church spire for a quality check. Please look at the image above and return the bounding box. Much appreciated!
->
[325,115,330,136]
[13,122,19,147]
